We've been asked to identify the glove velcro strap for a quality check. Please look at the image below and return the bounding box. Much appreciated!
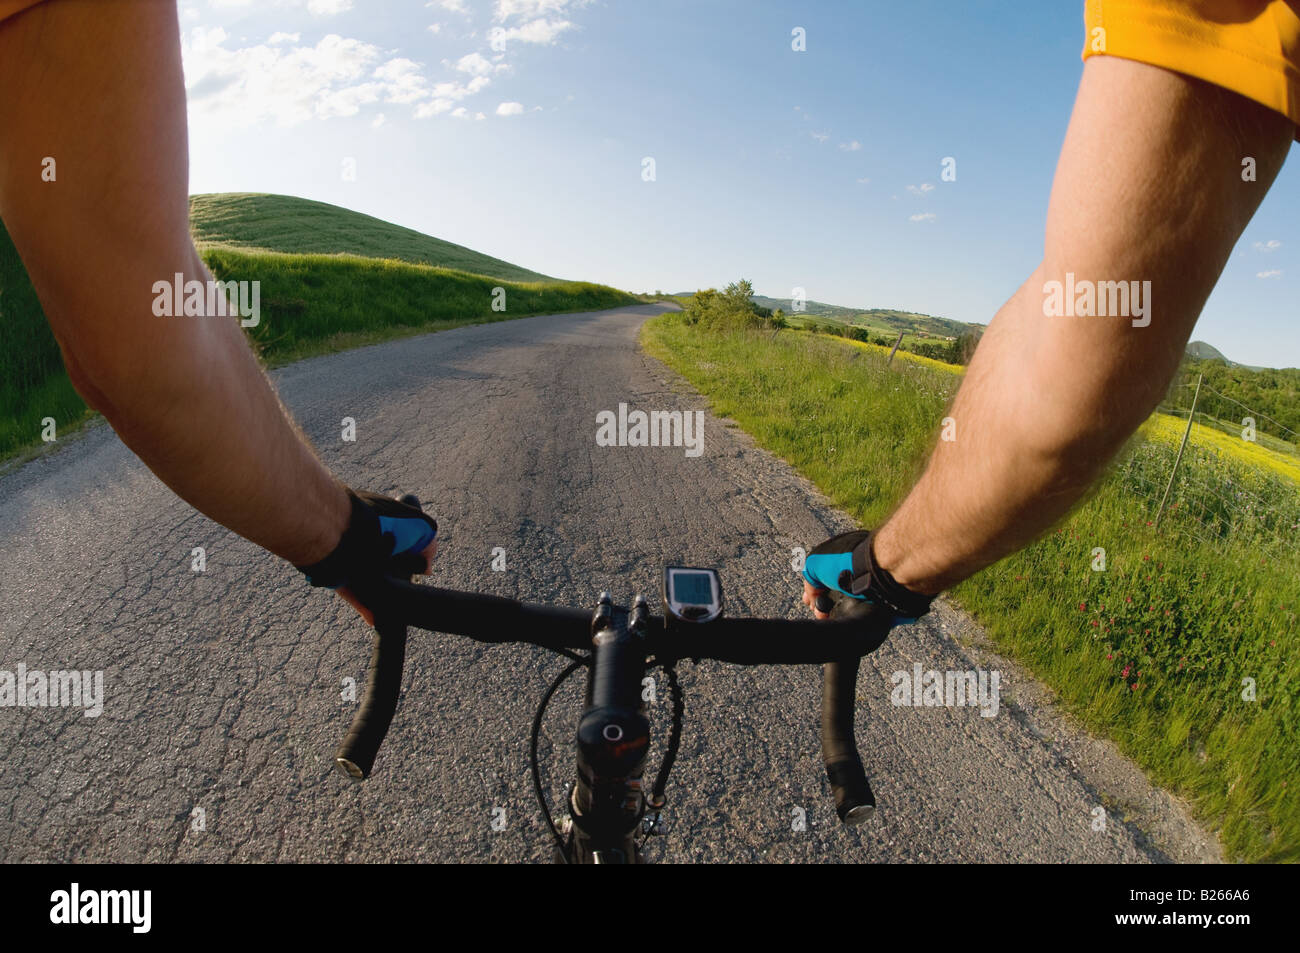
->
[847,532,934,620]
[295,490,383,589]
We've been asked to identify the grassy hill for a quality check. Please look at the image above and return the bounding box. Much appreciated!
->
[2,196,636,460]
[190,193,554,283]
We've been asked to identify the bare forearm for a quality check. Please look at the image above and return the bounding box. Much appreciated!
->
[0,0,347,567]
[873,272,1165,593]
[77,251,350,567]
[872,58,1293,595]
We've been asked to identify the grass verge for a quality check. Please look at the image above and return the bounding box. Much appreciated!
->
[642,312,1298,862]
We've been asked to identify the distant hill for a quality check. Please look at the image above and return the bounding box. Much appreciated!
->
[189,193,553,283]
[1184,340,1269,372]
[1186,340,1230,363]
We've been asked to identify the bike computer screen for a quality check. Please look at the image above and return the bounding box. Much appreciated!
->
[663,566,722,623]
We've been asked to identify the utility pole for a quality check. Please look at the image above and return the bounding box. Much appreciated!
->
[887,331,904,365]
[1155,373,1202,531]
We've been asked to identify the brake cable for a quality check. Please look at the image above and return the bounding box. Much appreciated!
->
[638,659,684,847]
[529,657,587,863]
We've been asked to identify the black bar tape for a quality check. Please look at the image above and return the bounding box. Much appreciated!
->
[335,609,408,779]
[821,656,875,823]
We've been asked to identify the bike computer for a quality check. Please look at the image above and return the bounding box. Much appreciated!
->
[663,566,722,623]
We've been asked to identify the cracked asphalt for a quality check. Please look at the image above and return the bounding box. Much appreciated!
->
[0,302,1219,863]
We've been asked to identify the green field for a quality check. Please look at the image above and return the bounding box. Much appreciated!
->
[0,195,636,461]
[785,317,956,352]
[642,312,1299,862]
[190,193,553,282]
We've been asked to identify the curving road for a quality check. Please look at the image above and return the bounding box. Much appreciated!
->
[0,303,1219,863]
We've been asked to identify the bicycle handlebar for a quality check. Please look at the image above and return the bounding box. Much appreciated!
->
[334,561,890,829]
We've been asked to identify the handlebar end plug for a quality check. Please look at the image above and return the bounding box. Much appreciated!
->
[840,802,875,826]
[335,757,366,780]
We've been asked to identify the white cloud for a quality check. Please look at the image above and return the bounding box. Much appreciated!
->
[493,18,574,45]
[373,58,432,104]
[371,112,386,128]
[810,131,829,143]
[182,29,463,125]
[413,75,492,117]
[1254,239,1282,252]
[494,0,583,19]
[1257,269,1283,278]
[909,212,936,222]
[454,52,506,75]
[414,99,454,117]
[183,29,377,125]
[839,140,861,151]
[306,0,353,14]
[186,0,592,125]
[433,75,490,97]
[490,0,587,44]
[906,183,935,196]
[856,177,870,184]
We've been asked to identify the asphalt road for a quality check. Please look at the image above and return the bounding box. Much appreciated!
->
[0,303,1218,863]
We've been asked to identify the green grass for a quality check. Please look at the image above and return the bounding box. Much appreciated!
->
[0,371,94,471]
[204,247,635,366]
[643,312,1299,862]
[190,193,553,282]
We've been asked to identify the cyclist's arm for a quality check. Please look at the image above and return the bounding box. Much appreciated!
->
[0,1,348,566]
[871,56,1294,595]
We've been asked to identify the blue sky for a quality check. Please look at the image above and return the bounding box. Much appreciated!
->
[182,0,1299,367]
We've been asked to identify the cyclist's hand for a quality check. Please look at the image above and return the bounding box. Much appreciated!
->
[800,529,934,624]
[295,489,439,627]
[801,530,870,620]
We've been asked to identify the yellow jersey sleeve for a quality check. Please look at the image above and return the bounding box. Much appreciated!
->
[1083,0,1300,138]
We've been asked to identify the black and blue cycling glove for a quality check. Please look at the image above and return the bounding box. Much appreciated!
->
[802,529,934,623]
[296,488,437,589]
